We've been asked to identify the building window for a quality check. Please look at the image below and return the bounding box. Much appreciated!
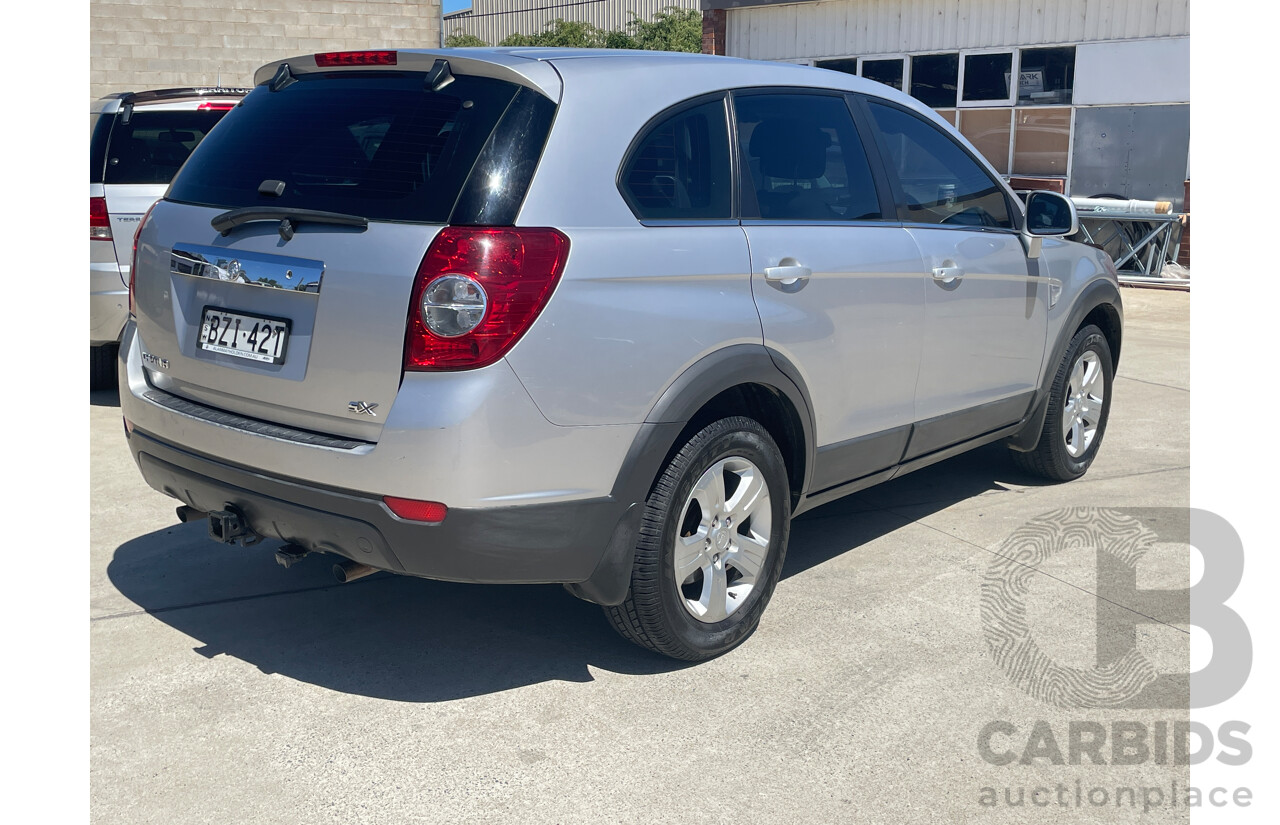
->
[815,58,858,76]
[861,58,905,91]
[910,53,959,108]
[958,109,1012,174]
[961,52,1014,104]
[1017,47,1075,105]
[1012,107,1071,175]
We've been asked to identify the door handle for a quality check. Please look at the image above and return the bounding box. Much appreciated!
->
[764,264,811,285]
[932,265,964,285]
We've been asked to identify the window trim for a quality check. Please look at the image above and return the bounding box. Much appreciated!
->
[615,91,737,223]
[728,86,896,226]
[853,94,1024,234]
[957,48,1018,108]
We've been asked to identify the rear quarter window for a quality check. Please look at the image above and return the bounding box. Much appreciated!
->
[168,72,527,224]
[619,97,732,221]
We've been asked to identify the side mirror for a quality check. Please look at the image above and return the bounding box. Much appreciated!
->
[1024,190,1079,237]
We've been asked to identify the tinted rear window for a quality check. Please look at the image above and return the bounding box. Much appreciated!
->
[102,109,231,185]
[90,112,111,183]
[168,73,522,223]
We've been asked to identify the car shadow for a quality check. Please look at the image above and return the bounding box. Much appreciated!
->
[91,387,121,408]
[104,442,1035,702]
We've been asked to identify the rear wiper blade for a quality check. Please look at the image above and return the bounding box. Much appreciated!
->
[211,206,368,239]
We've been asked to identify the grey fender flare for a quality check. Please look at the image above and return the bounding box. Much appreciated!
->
[1007,277,1123,452]
[564,344,816,606]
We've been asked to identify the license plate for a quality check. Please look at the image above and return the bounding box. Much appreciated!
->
[198,307,291,364]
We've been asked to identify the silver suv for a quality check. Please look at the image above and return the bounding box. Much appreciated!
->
[120,50,1121,660]
[91,87,248,389]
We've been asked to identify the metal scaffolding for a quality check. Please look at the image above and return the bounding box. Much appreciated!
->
[1072,201,1188,288]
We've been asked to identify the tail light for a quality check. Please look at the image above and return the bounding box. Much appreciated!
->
[128,202,159,317]
[197,102,236,111]
[404,227,569,371]
[90,197,111,240]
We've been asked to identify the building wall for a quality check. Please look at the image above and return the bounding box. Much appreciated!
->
[90,0,443,100]
[725,0,1190,61]
[444,0,698,46]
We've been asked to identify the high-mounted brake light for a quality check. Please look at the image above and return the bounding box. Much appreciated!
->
[315,50,398,67]
[90,197,111,240]
[382,497,448,524]
[128,202,159,317]
[404,227,569,371]
[197,102,236,111]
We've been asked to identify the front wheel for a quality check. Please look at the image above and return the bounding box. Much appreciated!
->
[604,417,791,661]
[1011,324,1114,481]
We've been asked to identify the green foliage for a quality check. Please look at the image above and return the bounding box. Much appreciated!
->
[628,8,703,53]
[454,7,702,53]
[445,30,489,48]
[498,19,615,48]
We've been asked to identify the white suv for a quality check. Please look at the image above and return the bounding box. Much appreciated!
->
[90,87,248,389]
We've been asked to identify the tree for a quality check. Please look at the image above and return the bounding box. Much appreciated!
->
[629,8,702,53]
[445,30,489,48]
[499,19,620,48]
[449,7,702,54]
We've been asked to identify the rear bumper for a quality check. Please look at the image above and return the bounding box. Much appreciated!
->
[127,427,631,584]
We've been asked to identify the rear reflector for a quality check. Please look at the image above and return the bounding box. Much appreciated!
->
[197,102,236,111]
[383,497,448,523]
[90,197,111,240]
[315,51,397,67]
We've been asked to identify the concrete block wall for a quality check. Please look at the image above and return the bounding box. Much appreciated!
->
[90,0,442,100]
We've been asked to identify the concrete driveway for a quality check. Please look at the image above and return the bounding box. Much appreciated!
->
[91,288,1190,824]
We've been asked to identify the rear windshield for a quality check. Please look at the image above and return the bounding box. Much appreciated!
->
[167,72,522,223]
[100,109,232,185]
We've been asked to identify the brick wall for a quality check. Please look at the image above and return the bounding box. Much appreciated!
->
[90,0,442,99]
[701,9,725,56]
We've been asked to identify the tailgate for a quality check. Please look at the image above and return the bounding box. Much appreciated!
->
[103,184,166,278]
[133,200,438,441]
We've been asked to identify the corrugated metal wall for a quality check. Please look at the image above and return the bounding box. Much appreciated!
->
[727,0,1191,61]
[444,0,698,46]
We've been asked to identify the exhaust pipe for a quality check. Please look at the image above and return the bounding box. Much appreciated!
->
[333,560,377,583]
[176,505,207,524]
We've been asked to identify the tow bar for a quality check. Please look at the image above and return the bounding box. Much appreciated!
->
[206,504,261,546]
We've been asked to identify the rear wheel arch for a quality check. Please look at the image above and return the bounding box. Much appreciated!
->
[567,347,814,608]
[638,345,814,511]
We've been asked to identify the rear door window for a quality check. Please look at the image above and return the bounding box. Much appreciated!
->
[103,109,231,185]
[168,73,525,223]
[734,92,882,222]
[865,100,1014,229]
[619,97,732,220]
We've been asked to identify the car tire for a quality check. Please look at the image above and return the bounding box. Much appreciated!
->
[91,343,118,391]
[1011,324,1113,481]
[604,416,791,661]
